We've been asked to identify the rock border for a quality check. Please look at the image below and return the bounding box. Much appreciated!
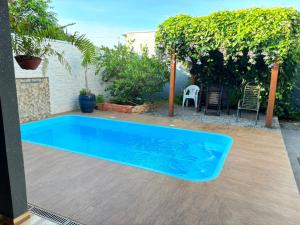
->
[97,103,151,114]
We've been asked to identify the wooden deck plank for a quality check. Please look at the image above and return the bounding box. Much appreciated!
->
[22,112,300,225]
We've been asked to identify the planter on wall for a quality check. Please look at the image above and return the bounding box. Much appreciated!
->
[97,103,152,114]
[15,55,42,70]
[79,95,96,113]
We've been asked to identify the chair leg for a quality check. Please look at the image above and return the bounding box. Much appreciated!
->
[255,110,259,125]
[236,109,239,122]
[197,91,202,112]
[182,98,185,107]
[227,102,230,115]
[218,104,221,116]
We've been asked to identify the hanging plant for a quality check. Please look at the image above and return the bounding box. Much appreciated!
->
[9,0,96,72]
[12,30,71,72]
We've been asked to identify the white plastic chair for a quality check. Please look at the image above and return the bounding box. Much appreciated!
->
[182,85,200,109]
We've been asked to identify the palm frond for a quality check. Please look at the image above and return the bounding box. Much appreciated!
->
[69,32,96,66]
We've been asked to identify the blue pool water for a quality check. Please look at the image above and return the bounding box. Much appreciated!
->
[21,115,233,181]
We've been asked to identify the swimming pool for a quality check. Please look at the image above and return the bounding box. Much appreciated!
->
[21,115,233,181]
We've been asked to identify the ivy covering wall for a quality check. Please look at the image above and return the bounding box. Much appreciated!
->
[156,8,300,118]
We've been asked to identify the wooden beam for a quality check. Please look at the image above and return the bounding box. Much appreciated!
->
[0,212,31,225]
[265,63,279,128]
[168,51,176,117]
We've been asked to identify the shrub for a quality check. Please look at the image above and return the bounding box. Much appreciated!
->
[96,44,169,105]
[96,95,105,104]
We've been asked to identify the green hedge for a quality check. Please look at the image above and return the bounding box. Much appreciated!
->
[156,8,300,118]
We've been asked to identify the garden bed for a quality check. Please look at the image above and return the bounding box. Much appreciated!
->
[97,103,152,113]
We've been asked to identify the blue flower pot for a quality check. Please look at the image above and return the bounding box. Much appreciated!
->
[79,94,96,113]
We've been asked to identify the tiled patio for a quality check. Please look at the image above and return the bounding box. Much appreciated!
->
[281,122,300,192]
[22,112,300,225]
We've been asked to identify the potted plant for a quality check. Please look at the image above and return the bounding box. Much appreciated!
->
[78,37,97,113]
[79,88,96,113]
[12,31,71,72]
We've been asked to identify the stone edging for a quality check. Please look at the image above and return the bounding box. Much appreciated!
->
[97,103,152,113]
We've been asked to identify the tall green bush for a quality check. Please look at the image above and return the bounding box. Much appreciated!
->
[96,44,169,105]
[156,8,300,118]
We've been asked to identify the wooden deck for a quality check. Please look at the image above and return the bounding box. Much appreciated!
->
[15,214,57,225]
[22,112,300,225]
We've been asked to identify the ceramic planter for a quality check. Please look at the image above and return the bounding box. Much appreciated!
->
[79,94,96,113]
[15,55,42,70]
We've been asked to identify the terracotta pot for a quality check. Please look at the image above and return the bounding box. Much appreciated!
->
[15,55,42,70]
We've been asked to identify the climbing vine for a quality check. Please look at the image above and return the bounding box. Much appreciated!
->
[156,8,300,118]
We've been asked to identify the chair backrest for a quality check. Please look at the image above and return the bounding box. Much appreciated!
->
[206,84,223,107]
[184,85,200,96]
[241,83,261,110]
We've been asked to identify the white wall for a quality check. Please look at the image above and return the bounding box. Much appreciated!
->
[124,31,156,56]
[123,31,190,97]
[14,40,107,114]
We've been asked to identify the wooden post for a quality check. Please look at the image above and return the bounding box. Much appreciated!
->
[265,63,279,128]
[192,74,196,85]
[168,51,176,116]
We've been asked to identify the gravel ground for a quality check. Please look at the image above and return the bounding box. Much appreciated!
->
[144,102,280,129]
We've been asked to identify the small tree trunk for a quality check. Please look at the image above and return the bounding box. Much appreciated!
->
[85,66,88,90]
[169,51,176,116]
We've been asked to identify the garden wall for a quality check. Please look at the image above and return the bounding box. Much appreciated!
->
[16,77,50,122]
[14,40,107,121]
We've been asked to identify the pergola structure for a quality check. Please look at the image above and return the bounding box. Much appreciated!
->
[168,52,279,128]
[156,10,298,129]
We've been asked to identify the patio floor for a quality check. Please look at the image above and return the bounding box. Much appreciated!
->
[145,101,280,129]
[281,122,300,192]
[23,112,300,225]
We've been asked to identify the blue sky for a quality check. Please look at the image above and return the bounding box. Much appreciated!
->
[52,0,300,47]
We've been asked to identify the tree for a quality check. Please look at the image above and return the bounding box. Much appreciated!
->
[9,0,58,35]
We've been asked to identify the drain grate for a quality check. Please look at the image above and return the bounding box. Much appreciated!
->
[31,207,67,224]
[28,203,82,225]
[27,203,33,211]
[66,221,82,225]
